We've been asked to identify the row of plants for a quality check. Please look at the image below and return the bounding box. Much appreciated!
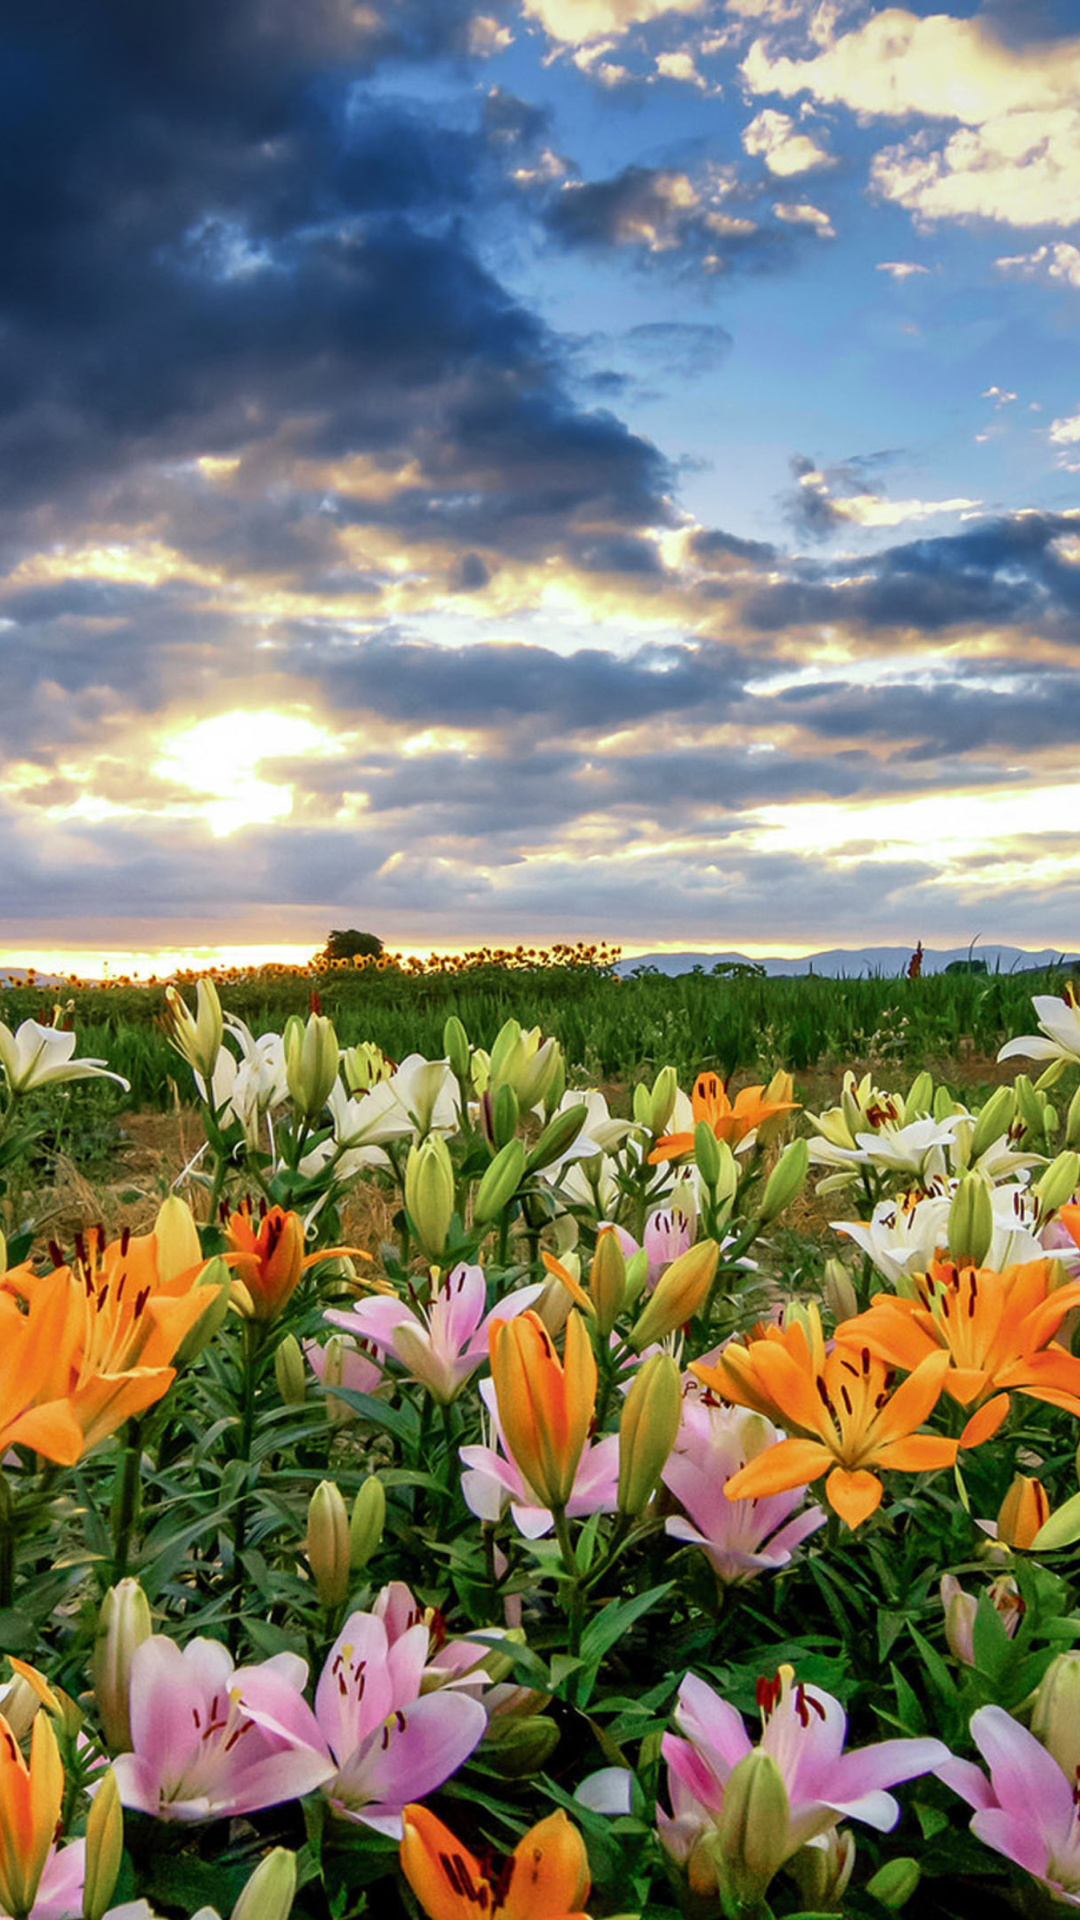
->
[1,957,1074,1112]
[0,984,1079,1916]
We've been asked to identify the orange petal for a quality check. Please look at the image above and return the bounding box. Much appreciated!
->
[825,1467,883,1529]
[872,1348,951,1444]
[400,1803,487,1920]
[541,1252,594,1317]
[725,1436,834,1501]
[506,1811,591,1920]
[4,1402,84,1466]
[960,1393,1010,1449]
[874,1434,958,1472]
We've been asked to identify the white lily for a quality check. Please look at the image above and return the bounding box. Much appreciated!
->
[0,1019,129,1095]
[999,990,1080,1067]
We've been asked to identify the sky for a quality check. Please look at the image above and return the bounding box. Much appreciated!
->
[3,0,1080,974]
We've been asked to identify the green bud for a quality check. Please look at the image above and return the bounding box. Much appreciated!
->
[489,1018,524,1086]
[92,1578,152,1751]
[617,1353,682,1516]
[526,1103,588,1174]
[284,1011,339,1120]
[591,1228,627,1336]
[630,1239,718,1349]
[757,1137,809,1225]
[633,1083,650,1126]
[823,1256,858,1324]
[164,976,224,1083]
[933,1083,955,1122]
[443,1015,471,1082]
[482,1715,561,1778]
[646,1065,678,1137]
[544,1051,566,1118]
[518,1037,562,1112]
[948,1172,994,1267]
[970,1085,1016,1161]
[341,1042,392,1093]
[712,1749,791,1909]
[231,1849,298,1920]
[788,1828,856,1913]
[1015,1073,1047,1139]
[1036,1057,1068,1092]
[902,1069,933,1122]
[1034,1149,1080,1220]
[1065,1084,1080,1151]
[404,1135,455,1258]
[492,1081,520,1150]
[306,1481,350,1609]
[624,1246,649,1309]
[474,1138,527,1224]
[274,1333,307,1407]
[865,1858,921,1910]
[694,1119,722,1187]
[175,1255,232,1367]
[1031,1652,1080,1781]
[83,1768,124,1920]
[349,1476,386,1571]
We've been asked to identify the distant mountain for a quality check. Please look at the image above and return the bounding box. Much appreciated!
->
[616,946,1080,979]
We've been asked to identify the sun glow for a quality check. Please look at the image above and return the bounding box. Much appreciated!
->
[154,710,336,836]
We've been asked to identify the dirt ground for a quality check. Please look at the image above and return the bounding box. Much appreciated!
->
[30,1047,1023,1251]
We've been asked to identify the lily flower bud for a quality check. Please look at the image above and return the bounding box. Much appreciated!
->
[1031,1652,1080,1781]
[756,1070,797,1148]
[443,1015,472,1083]
[349,1476,386,1571]
[902,1070,933,1122]
[1066,1084,1080,1152]
[790,1828,856,1912]
[630,1240,718,1349]
[341,1042,393,1093]
[404,1136,455,1259]
[1015,1073,1048,1140]
[823,1257,858,1325]
[482,1715,561,1778]
[83,1768,124,1920]
[274,1333,307,1407]
[92,1578,152,1751]
[473,1139,527,1224]
[164,977,223,1083]
[526,1103,588,1174]
[306,1481,350,1609]
[997,1473,1050,1550]
[866,1857,921,1910]
[1034,1150,1080,1221]
[284,1012,339,1121]
[646,1064,678,1137]
[230,1850,298,1920]
[617,1353,682,1517]
[518,1037,562,1112]
[152,1194,203,1282]
[757,1138,809,1225]
[694,1120,722,1188]
[590,1227,627,1336]
[970,1086,1016,1162]
[948,1172,995,1267]
[711,1749,791,1909]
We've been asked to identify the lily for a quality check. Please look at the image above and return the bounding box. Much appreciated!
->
[938,1704,1080,1907]
[999,987,1080,1068]
[662,1395,825,1584]
[0,1709,65,1920]
[111,1636,334,1821]
[327,1265,543,1405]
[836,1256,1080,1446]
[651,1070,798,1163]
[693,1304,956,1528]
[224,1201,368,1323]
[488,1310,597,1513]
[400,1804,590,1920]
[660,1667,947,1901]
[460,1380,619,1539]
[313,1610,485,1835]
[0,1020,129,1097]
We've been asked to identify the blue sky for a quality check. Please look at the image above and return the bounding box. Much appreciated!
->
[2,0,1080,971]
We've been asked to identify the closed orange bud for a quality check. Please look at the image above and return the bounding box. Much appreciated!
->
[997,1474,1051,1550]
[489,1310,597,1511]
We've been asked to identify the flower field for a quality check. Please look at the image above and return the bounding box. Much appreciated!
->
[0,971,1080,1919]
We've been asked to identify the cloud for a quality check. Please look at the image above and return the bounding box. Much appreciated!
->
[773,200,834,236]
[519,0,705,47]
[621,321,734,374]
[743,9,1080,228]
[786,459,980,537]
[876,260,930,278]
[539,162,805,275]
[742,108,835,176]
[996,241,1080,287]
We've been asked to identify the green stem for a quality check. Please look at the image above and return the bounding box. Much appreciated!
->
[0,1475,15,1612]
[230,1319,263,1655]
[551,1504,585,1662]
[111,1416,144,1583]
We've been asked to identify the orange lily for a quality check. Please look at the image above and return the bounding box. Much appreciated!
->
[400,1803,591,1920]
[223,1201,369,1322]
[488,1309,597,1511]
[650,1071,799,1163]
[996,1474,1050,1551]
[692,1305,955,1528]
[0,1707,64,1920]
[835,1258,1080,1446]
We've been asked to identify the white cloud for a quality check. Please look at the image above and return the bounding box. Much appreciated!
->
[468,14,514,54]
[655,49,708,88]
[1049,409,1080,446]
[797,468,981,527]
[876,260,929,278]
[983,386,1017,407]
[743,10,1080,229]
[996,241,1080,289]
[773,200,835,236]
[521,0,704,46]
[743,107,835,175]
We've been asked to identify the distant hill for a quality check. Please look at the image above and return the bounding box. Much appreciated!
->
[616,946,1080,979]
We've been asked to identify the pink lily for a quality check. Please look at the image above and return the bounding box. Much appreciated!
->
[111,1637,334,1821]
[369,1581,510,1701]
[939,1574,1023,1665]
[661,1668,948,1884]
[304,1336,382,1400]
[644,1201,696,1288]
[460,1379,620,1539]
[662,1396,824,1584]
[326,1264,543,1404]
[16,1841,85,1920]
[313,1609,486,1835]
[938,1705,1080,1906]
